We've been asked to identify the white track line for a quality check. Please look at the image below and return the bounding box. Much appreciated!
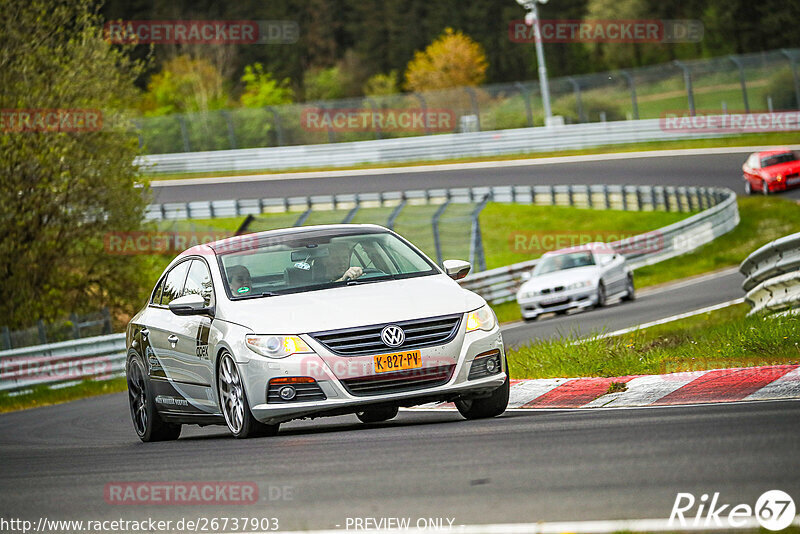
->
[575,298,744,342]
[150,144,800,187]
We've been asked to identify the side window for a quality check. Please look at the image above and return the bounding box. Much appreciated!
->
[150,277,164,305]
[160,261,191,306]
[184,259,214,307]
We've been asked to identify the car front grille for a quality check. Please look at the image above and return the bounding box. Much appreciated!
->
[340,365,456,396]
[310,314,462,356]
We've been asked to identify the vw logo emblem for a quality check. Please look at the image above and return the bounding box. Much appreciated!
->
[381,325,405,348]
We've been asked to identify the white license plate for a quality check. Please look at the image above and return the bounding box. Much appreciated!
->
[787,177,800,185]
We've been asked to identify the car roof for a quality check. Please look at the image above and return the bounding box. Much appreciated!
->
[757,148,794,157]
[179,223,391,258]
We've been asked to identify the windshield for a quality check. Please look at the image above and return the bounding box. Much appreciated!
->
[761,152,797,167]
[533,251,595,276]
[218,231,437,298]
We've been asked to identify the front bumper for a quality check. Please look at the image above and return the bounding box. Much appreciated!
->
[517,287,598,319]
[237,324,506,425]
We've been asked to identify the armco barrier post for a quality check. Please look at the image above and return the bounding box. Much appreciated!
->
[673,61,696,117]
[515,82,534,127]
[620,70,639,120]
[728,56,750,113]
[432,196,451,266]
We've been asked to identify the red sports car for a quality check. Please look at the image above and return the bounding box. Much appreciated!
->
[742,149,800,195]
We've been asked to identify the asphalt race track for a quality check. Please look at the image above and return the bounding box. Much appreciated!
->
[501,269,744,347]
[0,396,798,530]
[2,148,798,531]
[149,148,800,203]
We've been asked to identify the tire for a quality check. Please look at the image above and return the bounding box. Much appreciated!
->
[744,180,752,195]
[762,179,770,195]
[356,406,399,423]
[455,361,510,420]
[596,282,607,308]
[522,315,538,323]
[127,353,181,442]
[218,351,280,439]
[621,275,635,302]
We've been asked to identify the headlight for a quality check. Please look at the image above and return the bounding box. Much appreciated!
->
[245,335,313,358]
[518,290,537,299]
[776,174,784,182]
[566,280,592,290]
[466,305,497,333]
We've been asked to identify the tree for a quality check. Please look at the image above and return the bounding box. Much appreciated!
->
[404,28,488,92]
[140,55,229,116]
[239,63,293,107]
[0,0,151,328]
[363,71,401,97]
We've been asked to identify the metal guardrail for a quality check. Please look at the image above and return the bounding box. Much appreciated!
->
[740,232,800,315]
[0,333,126,393]
[137,117,737,174]
[2,185,738,392]
[460,186,739,304]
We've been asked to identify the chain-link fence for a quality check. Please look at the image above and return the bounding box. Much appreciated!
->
[137,49,800,154]
[1,309,113,351]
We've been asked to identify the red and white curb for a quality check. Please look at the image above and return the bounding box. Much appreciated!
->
[417,365,800,410]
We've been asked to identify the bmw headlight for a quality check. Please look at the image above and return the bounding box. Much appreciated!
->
[466,305,497,333]
[245,335,313,358]
[566,280,592,290]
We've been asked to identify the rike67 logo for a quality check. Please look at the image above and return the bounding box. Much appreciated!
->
[669,490,796,531]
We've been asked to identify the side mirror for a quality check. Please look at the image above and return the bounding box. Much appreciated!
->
[169,293,208,316]
[521,271,532,281]
[442,259,471,280]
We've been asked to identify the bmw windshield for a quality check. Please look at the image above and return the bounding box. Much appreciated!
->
[533,251,595,276]
[217,229,438,299]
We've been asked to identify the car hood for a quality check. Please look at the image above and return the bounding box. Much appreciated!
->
[519,265,599,292]
[217,274,485,333]
[763,161,800,177]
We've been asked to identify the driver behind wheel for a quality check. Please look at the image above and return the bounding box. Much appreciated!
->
[322,242,362,282]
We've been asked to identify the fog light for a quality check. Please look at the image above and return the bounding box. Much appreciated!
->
[279,386,296,401]
[485,358,497,373]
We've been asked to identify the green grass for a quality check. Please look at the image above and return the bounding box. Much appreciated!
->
[507,303,800,380]
[147,131,800,180]
[635,196,800,288]
[480,204,689,269]
[0,378,127,413]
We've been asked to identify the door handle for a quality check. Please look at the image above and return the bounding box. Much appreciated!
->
[167,335,179,345]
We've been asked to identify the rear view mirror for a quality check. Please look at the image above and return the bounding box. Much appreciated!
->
[291,247,329,262]
[443,259,471,280]
[169,293,208,316]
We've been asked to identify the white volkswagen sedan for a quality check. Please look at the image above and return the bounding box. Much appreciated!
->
[515,245,634,322]
[126,224,508,441]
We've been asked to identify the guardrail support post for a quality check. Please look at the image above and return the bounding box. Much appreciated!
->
[620,70,639,120]
[728,56,750,113]
[469,194,491,272]
[1,326,10,350]
[464,87,481,131]
[673,61,696,116]
[222,110,237,149]
[178,114,191,152]
[386,197,407,230]
[567,77,586,123]
[621,186,629,211]
[515,82,534,127]
[266,107,285,146]
[412,93,432,135]
[781,49,800,110]
[603,185,610,209]
[37,320,47,345]
[432,195,451,266]
[365,97,382,139]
